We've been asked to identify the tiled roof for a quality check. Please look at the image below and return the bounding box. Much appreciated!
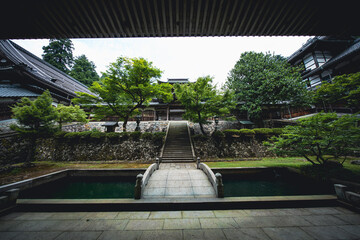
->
[0,40,93,98]
[0,84,40,97]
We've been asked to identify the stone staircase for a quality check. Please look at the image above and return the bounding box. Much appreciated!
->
[161,121,194,163]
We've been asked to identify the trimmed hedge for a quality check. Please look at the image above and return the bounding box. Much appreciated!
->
[191,128,284,142]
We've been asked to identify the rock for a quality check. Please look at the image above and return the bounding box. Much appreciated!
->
[351,160,360,165]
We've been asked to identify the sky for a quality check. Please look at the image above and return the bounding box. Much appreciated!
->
[13,36,311,87]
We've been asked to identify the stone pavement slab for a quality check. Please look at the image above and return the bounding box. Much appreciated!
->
[183,229,227,240]
[1,207,360,240]
[262,227,314,240]
[223,228,271,240]
[301,226,359,239]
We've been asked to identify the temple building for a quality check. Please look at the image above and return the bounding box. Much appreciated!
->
[288,36,360,90]
[141,78,189,121]
[0,40,92,120]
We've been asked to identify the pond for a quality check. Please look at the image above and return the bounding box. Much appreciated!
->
[222,171,334,197]
[19,176,135,199]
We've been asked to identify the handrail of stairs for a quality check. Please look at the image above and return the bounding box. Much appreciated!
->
[186,122,196,160]
[198,161,224,198]
[159,121,171,161]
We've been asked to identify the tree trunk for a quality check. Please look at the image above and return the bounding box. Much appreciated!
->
[199,122,206,135]
[25,137,36,166]
[197,112,206,135]
[123,118,128,132]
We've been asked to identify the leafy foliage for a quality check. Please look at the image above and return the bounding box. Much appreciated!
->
[55,104,88,129]
[42,39,74,73]
[11,90,58,135]
[268,112,360,165]
[74,57,172,131]
[226,51,309,120]
[174,76,235,135]
[69,55,100,86]
[313,72,360,111]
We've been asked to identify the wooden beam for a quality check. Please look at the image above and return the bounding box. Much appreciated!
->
[229,0,246,35]
[194,0,202,36]
[218,0,231,36]
[107,0,126,37]
[123,0,138,37]
[92,0,113,37]
[145,0,156,37]
[161,0,168,36]
[139,0,149,36]
[207,0,217,36]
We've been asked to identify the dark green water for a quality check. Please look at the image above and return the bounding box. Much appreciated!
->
[223,174,334,197]
[19,176,135,199]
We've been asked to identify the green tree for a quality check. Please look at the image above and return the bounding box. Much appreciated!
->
[313,72,360,112]
[268,112,360,165]
[11,90,58,164]
[226,51,309,121]
[69,55,100,86]
[74,57,172,132]
[174,76,235,135]
[55,104,88,130]
[42,39,74,73]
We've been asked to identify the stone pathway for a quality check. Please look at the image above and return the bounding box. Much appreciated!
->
[1,207,359,239]
[143,163,216,199]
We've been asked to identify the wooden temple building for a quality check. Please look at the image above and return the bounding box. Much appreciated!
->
[141,78,189,121]
[0,40,92,120]
[288,36,360,90]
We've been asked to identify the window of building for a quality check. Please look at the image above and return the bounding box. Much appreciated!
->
[314,51,332,67]
[303,53,316,70]
[309,75,321,87]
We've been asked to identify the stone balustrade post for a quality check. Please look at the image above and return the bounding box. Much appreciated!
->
[134,174,143,199]
[156,157,160,170]
[215,173,224,198]
[196,157,200,169]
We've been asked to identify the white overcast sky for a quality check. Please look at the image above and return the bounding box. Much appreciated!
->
[13,36,311,87]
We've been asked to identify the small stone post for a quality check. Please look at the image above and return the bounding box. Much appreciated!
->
[334,184,348,201]
[5,188,20,205]
[196,157,200,169]
[134,174,143,199]
[215,173,224,198]
[156,157,160,170]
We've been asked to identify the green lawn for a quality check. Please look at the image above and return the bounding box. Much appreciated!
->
[206,157,311,169]
[206,157,360,183]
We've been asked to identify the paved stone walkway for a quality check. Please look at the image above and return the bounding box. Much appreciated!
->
[0,207,360,239]
[143,163,216,199]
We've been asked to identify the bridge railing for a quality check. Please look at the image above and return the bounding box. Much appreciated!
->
[134,158,161,199]
[197,158,224,198]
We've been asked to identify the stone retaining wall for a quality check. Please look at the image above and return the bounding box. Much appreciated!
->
[36,137,162,162]
[193,137,274,159]
[188,121,240,135]
[63,121,169,133]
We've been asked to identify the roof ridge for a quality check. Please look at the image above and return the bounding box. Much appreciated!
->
[9,40,89,89]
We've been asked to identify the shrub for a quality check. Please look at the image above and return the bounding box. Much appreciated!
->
[141,132,153,140]
[77,131,92,139]
[212,131,225,143]
[129,131,141,141]
[90,132,106,139]
[253,128,273,141]
[106,132,121,141]
[53,131,67,138]
[64,132,81,139]
[152,132,166,145]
